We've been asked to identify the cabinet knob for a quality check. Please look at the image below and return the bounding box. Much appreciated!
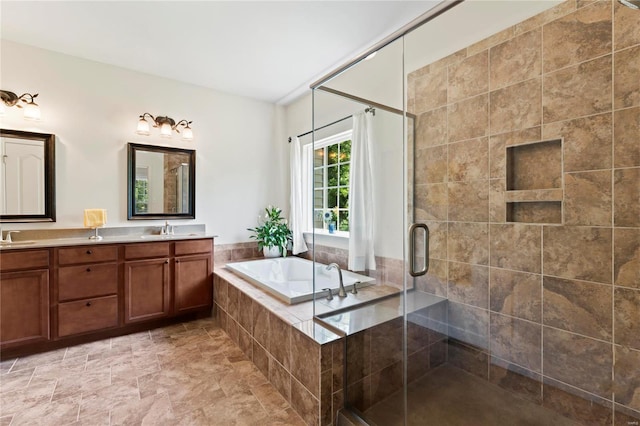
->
[176,260,180,263]
[165,260,169,264]
[86,250,92,255]
[86,301,92,307]
[86,268,91,272]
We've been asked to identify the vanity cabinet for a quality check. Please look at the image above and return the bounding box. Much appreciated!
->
[56,245,119,337]
[0,250,50,349]
[175,239,213,313]
[0,237,213,357]
[123,242,171,323]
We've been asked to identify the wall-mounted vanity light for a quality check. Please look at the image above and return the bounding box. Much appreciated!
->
[0,89,41,120]
[136,113,193,140]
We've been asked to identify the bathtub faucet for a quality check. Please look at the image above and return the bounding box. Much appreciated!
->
[326,263,347,298]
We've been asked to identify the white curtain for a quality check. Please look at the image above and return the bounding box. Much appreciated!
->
[348,111,376,271]
[289,137,308,255]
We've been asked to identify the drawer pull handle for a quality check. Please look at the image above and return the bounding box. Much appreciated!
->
[86,250,92,255]
[86,302,92,307]
[86,268,91,272]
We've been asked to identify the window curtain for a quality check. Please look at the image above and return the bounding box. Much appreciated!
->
[348,111,376,271]
[289,136,308,255]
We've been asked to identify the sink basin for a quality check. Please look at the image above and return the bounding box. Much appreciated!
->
[0,240,36,246]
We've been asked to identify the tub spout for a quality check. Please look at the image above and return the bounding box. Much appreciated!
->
[326,263,347,298]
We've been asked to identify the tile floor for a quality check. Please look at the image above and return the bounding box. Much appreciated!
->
[364,365,582,426]
[0,317,305,425]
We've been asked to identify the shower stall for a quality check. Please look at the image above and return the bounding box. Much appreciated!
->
[310,1,640,424]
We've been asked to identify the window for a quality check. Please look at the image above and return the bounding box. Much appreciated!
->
[312,130,351,232]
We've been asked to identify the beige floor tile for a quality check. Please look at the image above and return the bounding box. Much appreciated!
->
[78,379,139,416]
[11,349,67,372]
[9,395,80,426]
[0,377,56,416]
[33,355,88,380]
[202,390,269,425]
[51,366,111,402]
[172,408,210,426]
[72,410,110,425]
[169,380,226,416]
[64,340,111,359]
[0,359,16,375]
[265,408,307,426]
[110,391,175,425]
[0,368,34,393]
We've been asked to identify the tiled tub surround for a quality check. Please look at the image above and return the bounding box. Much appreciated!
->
[408,0,639,424]
[214,266,406,425]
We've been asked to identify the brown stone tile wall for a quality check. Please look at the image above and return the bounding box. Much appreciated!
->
[298,243,405,290]
[344,306,447,413]
[213,272,342,426]
[408,0,639,423]
[214,242,261,265]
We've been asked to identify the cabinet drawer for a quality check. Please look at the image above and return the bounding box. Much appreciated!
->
[0,250,49,272]
[175,239,212,256]
[58,263,118,301]
[125,242,170,260]
[58,295,118,337]
[58,246,118,265]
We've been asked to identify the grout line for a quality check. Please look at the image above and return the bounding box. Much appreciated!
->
[610,3,617,418]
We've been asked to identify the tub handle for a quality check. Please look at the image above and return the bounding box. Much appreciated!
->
[352,281,360,295]
[322,288,333,301]
[409,223,429,277]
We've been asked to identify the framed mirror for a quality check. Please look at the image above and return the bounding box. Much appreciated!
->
[0,129,56,222]
[127,143,195,219]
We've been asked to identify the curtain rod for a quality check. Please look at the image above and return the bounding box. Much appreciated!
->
[288,107,374,143]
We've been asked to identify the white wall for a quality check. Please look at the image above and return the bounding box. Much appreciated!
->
[0,41,287,244]
[284,89,405,260]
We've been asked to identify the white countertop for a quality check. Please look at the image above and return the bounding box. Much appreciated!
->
[0,233,216,250]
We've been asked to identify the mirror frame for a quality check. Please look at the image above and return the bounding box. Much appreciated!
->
[0,129,56,223]
[127,142,196,220]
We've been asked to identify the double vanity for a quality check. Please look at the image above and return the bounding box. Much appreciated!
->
[0,233,214,358]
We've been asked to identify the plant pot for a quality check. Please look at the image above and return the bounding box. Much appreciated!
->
[263,246,281,258]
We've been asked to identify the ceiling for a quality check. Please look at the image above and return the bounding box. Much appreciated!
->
[0,1,441,105]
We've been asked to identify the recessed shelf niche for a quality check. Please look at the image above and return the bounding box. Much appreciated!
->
[505,138,562,224]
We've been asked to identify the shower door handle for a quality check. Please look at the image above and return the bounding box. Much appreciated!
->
[409,223,429,277]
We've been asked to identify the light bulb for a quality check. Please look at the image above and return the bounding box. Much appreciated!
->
[182,126,193,140]
[160,122,172,137]
[136,118,150,135]
[23,101,41,120]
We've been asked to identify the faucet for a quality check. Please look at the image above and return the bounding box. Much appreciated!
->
[161,221,173,235]
[0,227,20,243]
[326,263,347,298]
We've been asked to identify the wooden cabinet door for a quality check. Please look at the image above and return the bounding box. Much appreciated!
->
[174,254,212,313]
[0,269,49,348]
[124,258,170,323]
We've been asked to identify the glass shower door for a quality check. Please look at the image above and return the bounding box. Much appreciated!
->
[310,36,410,425]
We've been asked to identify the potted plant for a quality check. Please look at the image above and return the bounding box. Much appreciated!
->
[247,206,293,258]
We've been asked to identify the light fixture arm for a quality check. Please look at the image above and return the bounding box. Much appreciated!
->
[1,90,39,108]
[173,119,193,133]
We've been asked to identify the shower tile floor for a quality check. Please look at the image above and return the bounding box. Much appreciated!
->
[0,317,305,425]
[364,365,582,426]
